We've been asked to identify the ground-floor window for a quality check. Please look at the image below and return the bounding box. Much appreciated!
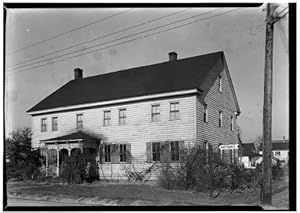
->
[104,145,111,162]
[152,142,161,162]
[101,143,131,163]
[171,141,179,161]
[147,141,184,162]
[120,144,127,162]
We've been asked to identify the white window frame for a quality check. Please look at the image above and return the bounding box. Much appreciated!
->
[119,108,126,125]
[204,105,208,123]
[52,117,58,131]
[170,102,180,121]
[41,118,47,132]
[151,104,160,122]
[218,111,222,127]
[218,75,222,92]
[103,110,111,126]
[76,113,83,129]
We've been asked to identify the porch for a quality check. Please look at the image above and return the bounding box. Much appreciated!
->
[40,131,101,177]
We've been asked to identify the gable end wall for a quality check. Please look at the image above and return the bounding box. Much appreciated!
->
[196,67,239,150]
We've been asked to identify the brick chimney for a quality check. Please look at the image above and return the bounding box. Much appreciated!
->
[74,68,83,80]
[168,52,177,61]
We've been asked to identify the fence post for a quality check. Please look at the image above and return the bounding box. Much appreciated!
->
[208,144,213,197]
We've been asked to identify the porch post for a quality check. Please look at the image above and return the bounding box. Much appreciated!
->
[79,141,83,153]
[56,146,60,177]
[45,146,48,177]
[67,142,71,156]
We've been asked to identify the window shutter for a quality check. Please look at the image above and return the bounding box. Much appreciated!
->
[99,143,105,164]
[126,144,131,164]
[160,142,170,163]
[111,144,120,164]
[179,141,185,162]
[146,142,152,163]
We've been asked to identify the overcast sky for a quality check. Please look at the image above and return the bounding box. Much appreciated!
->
[5,5,289,143]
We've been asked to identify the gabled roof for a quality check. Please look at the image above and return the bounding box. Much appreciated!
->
[41,131,100,143]
[27,51,240,113]
[242,143,257,156]
[272,142,289,151]
[258,140,289,151]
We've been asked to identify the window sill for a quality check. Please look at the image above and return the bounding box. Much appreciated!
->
[169,119,180,121]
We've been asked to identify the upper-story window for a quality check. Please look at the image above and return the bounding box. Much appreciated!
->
[151,104,160,122]
[218,111,223,127]
[230,116,234,131]
[41,118,47,132]
[103,110,111,126]
[218,75,222,92]
[119,109,126,125]
[204,105,208,123]
[170,102,179,120]
[76,114,83,129]
[52,117,58,131]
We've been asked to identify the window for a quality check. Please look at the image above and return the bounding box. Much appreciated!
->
[204,105,208,122]
[171,141,179,161]
[119,109,126,125]
[230,116,234,131]
[218,75,222,92]
[104,111,111,126]
[274,151,281,157]
[151,104,160,122]
[76,114,83,129]
[104,145,111,162]
[52,117,58,131]
[170,102,179,120]
[152,142,161,161]
[218,111,222,127]
[120,144,127,162]
[41,118,47,132]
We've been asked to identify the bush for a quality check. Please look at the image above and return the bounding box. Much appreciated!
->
[61,149,99,184]
[255,162,287,182]
[158,146,260,192]
[6,128,45,181]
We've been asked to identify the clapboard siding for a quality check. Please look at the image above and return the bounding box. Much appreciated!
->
[196,68,239,151]
[32,96,197,162]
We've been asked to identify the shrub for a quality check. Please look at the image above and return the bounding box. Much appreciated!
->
[61,149,99,184]
[6,128,45,181]
[158,146,260,192]
[255,162,286,182]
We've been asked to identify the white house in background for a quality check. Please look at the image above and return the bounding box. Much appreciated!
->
[256,139,289,165]
[27,51,241,180]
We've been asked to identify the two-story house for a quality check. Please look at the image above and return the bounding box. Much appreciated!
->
[27,51,241,180]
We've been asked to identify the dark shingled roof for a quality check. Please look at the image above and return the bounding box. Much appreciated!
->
[258,140,289,151]
[28,51,239,113]
[41,131,100,142]
[242,143,257,156]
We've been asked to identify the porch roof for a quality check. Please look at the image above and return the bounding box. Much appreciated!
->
[41,131,101,143]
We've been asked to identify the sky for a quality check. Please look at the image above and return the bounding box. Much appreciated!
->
[5,5,289,143]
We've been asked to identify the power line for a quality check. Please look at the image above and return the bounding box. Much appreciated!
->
[6,8,132,56]
[8,8,222,72]
[8,8,189,69]
[7,8,240,75]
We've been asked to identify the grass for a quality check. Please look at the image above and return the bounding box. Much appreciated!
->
[7,179,289,207]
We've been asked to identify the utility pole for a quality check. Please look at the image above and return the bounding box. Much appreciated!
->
[261,3,279,205]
